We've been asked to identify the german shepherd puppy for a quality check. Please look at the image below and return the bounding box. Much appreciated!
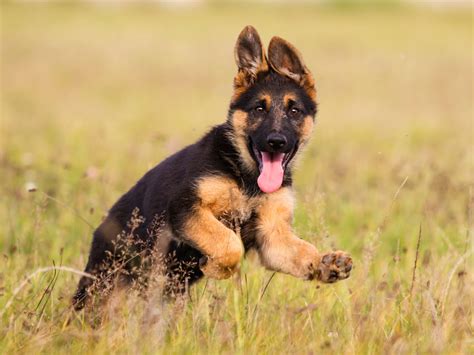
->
[73,26,352,311]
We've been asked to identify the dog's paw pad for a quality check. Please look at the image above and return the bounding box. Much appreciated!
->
[317,251,352,283]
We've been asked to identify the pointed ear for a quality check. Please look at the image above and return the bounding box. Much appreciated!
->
[268,36,316,100]
[235,25,267,78]
[233,26,268,98]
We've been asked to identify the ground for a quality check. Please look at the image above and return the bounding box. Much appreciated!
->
[0,2,472,354]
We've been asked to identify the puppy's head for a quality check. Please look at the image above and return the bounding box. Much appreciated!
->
[228,26,317,193]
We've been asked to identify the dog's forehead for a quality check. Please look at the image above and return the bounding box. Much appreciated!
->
[256,89,301,106]
[253,72,305,101]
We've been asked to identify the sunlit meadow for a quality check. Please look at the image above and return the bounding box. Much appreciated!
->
[1,2,472,353]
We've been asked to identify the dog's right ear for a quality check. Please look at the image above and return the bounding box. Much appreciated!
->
[268,36,316,101]
[233,26,268,99]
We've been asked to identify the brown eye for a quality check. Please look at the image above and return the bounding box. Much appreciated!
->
[255,106,265,113]
[290,107,300,115]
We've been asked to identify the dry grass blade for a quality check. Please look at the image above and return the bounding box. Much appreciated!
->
[250,272,276,323]
[381,176,409,232]
[363,176,409,273]
[440,250,472,319]
[409,223,422,302]
[0,267,96,319]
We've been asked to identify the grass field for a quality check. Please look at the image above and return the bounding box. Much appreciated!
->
[1,2,472,354]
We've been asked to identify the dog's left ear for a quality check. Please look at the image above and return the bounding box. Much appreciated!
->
[234,25,267,80]
[268,37,316,100]
[232,26,268,101]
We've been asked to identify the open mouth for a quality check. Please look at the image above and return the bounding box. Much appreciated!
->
[249,140,298,193]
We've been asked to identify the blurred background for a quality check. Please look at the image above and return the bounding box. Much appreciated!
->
[2,0,471,236]
[0,0,472,353]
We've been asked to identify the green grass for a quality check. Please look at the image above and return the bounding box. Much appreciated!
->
[1,2,472,354]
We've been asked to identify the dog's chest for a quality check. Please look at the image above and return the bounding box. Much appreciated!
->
[197,175,260,230]
[217,194,259,232]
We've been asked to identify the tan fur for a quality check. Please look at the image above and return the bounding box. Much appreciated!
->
[232,72,252,102]
[260,93,272,110]
[228,110,258,172]
[302,73,317,102]
[232,53,268,103]
[193,177,320,280]
[255,187,322,279]
[231,109,248,134]
[283,115,314,172]
[197,175,257,219]
[283,93,297,107]
[183,175,254,279]
[184,207,243,279]
[187,176,352,282]
[300,115,314,143]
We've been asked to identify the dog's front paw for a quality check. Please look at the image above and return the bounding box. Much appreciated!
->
[315,251,352,283]
[199,256,239,280]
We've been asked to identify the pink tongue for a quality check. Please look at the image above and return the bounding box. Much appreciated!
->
[257,152,285,193]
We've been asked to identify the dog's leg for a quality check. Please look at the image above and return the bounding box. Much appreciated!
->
[181,207,244,280]
[163,240,204,297]
[168,176,245,280]
[72,217,122,310]
[255,188,352,283]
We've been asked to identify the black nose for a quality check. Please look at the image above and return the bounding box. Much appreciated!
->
[267,133,287,150]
